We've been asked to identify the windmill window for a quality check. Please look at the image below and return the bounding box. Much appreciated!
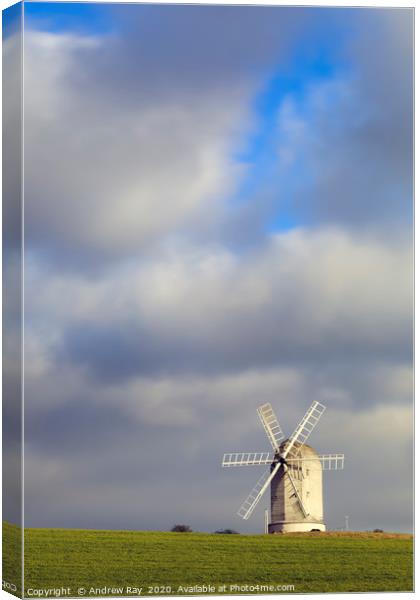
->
[306,469,310,476]
[306,491,310,498]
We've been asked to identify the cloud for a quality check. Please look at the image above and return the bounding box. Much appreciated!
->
[23,30,246,263]
[31,228,410,381]
[273,10,413,231]
[23,7,310,266]
[322,403,413,532]
[22,8,413,268]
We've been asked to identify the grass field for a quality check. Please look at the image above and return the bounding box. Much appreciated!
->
[3,522,414,597]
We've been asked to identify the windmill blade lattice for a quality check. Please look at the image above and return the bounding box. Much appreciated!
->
[285,468,308,517]
[237,463,282,520]
[287,453,344,470]
[257,403,284,452]
[282,401,325,459]
[222,452,272,467]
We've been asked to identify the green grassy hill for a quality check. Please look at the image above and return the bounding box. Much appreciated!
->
[3,522,413,597]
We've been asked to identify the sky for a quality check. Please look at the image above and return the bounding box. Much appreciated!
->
[3,2,413,533]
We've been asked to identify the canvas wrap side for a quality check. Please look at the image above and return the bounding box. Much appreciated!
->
[2,2,23,597]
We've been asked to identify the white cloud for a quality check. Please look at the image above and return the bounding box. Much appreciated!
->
[24,227,412,429]
[23,30,253,259]
[25,228,412,384]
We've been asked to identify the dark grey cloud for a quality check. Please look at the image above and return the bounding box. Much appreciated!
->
[73,5,306,104]
[48,232,412,382]
[58,309,411,382]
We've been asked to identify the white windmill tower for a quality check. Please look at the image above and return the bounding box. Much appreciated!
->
[222,401,344,533]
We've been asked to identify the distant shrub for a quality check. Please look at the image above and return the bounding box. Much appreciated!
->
[373,528,384,533]
[171,524,192,532]
[214,529,239,534]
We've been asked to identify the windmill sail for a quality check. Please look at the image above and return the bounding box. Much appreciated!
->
[257,403,284,452]
[286,469,308,517]
[237,463,282,520]
[222,452,272,467]
[282,401,325,459]
[287,453,344,470]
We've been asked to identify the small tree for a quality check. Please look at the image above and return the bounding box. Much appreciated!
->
[214,528,239,534]
[171,524,192,532]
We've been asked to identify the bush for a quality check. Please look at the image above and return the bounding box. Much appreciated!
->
[373,528,384,533]
[214,529,239,534]
[171,524,192,532]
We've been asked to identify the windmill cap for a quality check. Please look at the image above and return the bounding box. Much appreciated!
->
[280,440,320,458]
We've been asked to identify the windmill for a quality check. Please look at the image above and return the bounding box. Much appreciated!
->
[222,401,344,533]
